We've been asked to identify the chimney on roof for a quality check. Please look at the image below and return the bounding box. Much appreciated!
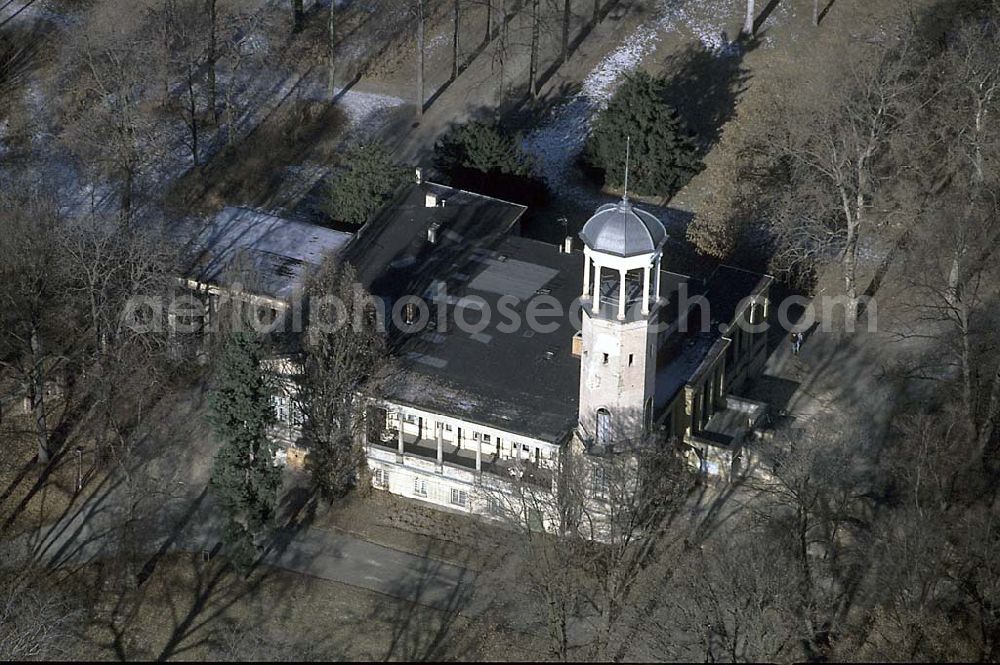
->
[562,236,573,253]
[427,221,441,244]
[425,192,439,207]
[415,167,423,184]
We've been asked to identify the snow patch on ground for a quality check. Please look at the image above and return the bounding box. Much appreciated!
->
[334,88,406,137]
[522,0,748,213]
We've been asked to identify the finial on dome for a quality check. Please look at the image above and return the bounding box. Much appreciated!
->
[623,135,631,205]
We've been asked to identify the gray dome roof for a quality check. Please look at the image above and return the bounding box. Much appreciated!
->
[579,199,667,257]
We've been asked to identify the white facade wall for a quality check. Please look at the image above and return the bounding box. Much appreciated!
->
[366,400,562,523]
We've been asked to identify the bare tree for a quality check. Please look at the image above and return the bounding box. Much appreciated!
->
[528,0,540,97]
[488,469,583,660]
[0,190,79,465]
[749,422,876,658]
[743,0,755,36]
[561,0,571,64]
[0,571,79,659]
[298,259,387,499]
[327,0,337,93]
[653,530,803,662]
[492,437,692,660]
[892,15,1000,452]
[59,0,166,222]
[760,34,915,323]
[452,0,461,81]
[484,0,493,43]
[415,0,424,117]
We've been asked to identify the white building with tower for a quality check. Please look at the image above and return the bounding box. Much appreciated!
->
[180,176,773,521]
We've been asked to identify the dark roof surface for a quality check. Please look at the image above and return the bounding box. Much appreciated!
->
[702,265,773,331]
[345,183,587,442]
[653,265,772,413]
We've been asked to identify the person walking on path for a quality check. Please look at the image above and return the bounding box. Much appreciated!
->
[791,331,802,356]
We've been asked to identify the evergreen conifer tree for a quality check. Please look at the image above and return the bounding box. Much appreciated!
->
[209,332,282,569]
[586,71,702,199]
[326,143,406,226]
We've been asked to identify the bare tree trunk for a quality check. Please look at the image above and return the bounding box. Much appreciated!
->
[416,0,424,117]
[743,0,755,36]
[561,0,571,64]
[485,0,492,44]
[208,0,218,120]
[121,167,134,223]
[29,326,49,465]
[959,302,975,429]
[327,0,336,94]
[452,0,460,81]
[495,11,508,116]
[841,214,859,325]
[979,359,1000,455]
[529,0,540,98]
[187,63,199,165]
[293,0,304,33]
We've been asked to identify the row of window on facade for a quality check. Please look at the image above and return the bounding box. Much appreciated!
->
[374,468,496,512]
[396,412,555,464]
[373,464,606,517]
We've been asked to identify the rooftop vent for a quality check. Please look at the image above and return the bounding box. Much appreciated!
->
[415,167,423,184]
[562,236,573,253]
[427,221,441,244]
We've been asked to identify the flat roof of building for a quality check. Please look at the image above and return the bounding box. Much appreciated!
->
[180,206,353,300]
[346,183,579,442]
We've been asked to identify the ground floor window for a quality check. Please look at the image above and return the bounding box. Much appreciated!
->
[592,465,608,497]
[596,408,611,446]
[451,488,468,507]
[414,477,428,497]
[373,468,388,488]
[488,497,504,516]
[271,393,303,427]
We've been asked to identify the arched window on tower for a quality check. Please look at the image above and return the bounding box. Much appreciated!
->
[596,408,611,447]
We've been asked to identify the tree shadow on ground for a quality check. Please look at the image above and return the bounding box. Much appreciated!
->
[660,36,755,160]
[367,542,481,661]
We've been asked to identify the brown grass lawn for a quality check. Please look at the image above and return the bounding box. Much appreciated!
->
[0,413,82,541]
[50,552,539,661]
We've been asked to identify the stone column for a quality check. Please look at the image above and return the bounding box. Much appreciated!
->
[476,436,482,473]
[397,412,405,460]
[582,252,592,299]
[654,256,662,302]
[617,268,627,320]
[642,263,651,315]
[684,387,695,439]
[593,263,602,309]
[436,421,443,471]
